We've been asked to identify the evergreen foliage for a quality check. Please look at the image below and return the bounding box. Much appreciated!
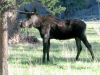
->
[59,0,85,13]
[39,0,66,14]
[0,0,15,12]
[1,0,86,14]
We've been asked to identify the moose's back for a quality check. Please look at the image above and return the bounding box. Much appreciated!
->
[41,15,86,40]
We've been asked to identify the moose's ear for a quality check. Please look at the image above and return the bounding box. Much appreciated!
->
[24,7,29,12]
[33,7,36,13]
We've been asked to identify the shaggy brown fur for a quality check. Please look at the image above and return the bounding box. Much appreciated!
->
[20,8,95,63]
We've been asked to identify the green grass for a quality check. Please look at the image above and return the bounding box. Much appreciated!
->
[8,21,100,75]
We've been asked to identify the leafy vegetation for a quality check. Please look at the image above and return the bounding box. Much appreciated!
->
[38,0,86,14]
[0,0,65,15]
[0,0,15,11]
[59,0,85,13]
[39,0,66,14]
[1,0,86,15]
[8,21,100,75]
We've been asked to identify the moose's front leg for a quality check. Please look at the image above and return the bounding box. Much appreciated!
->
[42,34,50,63]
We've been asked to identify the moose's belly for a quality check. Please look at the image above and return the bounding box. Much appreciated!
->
[50,32,77,40]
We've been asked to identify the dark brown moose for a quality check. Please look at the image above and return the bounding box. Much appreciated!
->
[19,7,95,63]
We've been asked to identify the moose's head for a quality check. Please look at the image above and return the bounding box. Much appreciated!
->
[19,7,41,28]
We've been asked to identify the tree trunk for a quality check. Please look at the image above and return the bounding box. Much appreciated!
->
[0,0,20,75]
[0,12,8,75]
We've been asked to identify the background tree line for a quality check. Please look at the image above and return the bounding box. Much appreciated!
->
[18,0,96,15]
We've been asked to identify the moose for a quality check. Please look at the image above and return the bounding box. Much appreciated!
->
[19,7,95,63]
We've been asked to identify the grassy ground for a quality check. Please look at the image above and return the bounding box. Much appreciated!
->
[8,21,100,75]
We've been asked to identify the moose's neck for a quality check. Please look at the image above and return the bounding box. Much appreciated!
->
[31,14,42,28]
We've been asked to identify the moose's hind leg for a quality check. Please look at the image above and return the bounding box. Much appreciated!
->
[80,34,95,60]
[75,38,82,60]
